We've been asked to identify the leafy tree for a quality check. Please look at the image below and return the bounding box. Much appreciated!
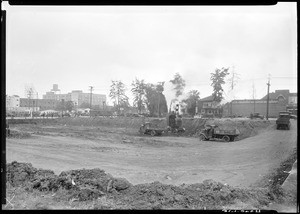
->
[144,83,168,117]
[55,99,66,111]
[156,82,165,117]
[170,73,186,97]
[65,101,74,112]
[79,102,90,108]
[109,80,128,114]
[56,100,75,112]
[182,90,200,116]
[131,78,146,114]
[210,67,229,102]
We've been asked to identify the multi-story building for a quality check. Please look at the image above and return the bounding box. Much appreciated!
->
[197,95,222,118]
[42,84,106,108]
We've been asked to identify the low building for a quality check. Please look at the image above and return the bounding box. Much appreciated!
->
[223,89,297,118]
[6,95,20,111]
[20,98,59,111]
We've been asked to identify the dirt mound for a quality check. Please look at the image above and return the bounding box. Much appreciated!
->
[7,162,37,187]
[7,130,31,139]
[112,180,272,209]
[6,161,281,209]
[51,117,148,129]
[6,162,133,201]
[32,117,273,141]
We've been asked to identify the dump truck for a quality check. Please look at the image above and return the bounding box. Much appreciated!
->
[167,113,185,134]
[276,111,291,130]
[199,125,240,142]
[139,122,165,136]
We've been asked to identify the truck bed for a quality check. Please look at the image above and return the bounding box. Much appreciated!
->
[276,118,290,124]
[214,129,239,135]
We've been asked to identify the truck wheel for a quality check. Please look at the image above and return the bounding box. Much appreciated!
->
[150,130,156,136]
[223,135,230,142]
[199,134,206,141]
[229,136,234,142]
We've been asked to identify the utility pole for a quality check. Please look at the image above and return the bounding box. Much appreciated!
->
[27,88,33,118]
[252,82,256,113]
[266,75,271,120]
[89,86,94,110]
[36,92,38,113]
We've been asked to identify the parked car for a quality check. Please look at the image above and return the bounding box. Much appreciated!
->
[250,113,264,119]
[6,121,10,136]
[139,122,164,136]
[194,114,202,119]
[6,112,15,117]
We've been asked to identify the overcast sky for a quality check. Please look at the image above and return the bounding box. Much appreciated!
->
[3,3,297,105]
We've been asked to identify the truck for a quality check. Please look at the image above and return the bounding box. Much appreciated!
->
[276,111,291,130]
[199,125,240,142]
[139,122,165,136]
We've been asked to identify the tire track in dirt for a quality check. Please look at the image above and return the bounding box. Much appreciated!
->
[6,120,297,188]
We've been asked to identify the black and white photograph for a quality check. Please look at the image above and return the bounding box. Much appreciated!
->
[2,2,297,211]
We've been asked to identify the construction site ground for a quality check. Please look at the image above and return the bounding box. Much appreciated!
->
[4,117,297,210]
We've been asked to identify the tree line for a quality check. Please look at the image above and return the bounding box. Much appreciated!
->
[52,67,229,116]
[109,67,230,117]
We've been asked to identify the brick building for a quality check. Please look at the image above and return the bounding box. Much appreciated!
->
[223,90,297,118]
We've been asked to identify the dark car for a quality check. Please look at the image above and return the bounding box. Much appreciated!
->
[6,121,10,136]
[6,112,15,117]
[250,113,264,119]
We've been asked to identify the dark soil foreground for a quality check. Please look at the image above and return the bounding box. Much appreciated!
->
[3,161,296,210]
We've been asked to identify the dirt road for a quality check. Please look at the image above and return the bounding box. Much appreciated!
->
[6,120,297,188]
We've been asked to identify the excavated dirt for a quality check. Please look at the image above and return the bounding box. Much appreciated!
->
[7,129,32,139]
[5,117,297,210]
[8,117,272,141]
[6,161,280,209]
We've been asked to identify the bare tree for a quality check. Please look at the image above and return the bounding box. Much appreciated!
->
[25,84,36,117]
[227,65,240,91]
[131,78,146,114]
[109,80,128,114]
